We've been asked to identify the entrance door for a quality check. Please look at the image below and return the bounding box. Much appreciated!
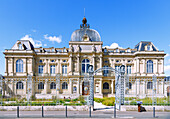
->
[82,81,89,95]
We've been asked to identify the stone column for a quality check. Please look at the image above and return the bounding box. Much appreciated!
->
[25,58,27,74]
[12,58,14,75]
[99,56,102,68]
[24,80,27,96]
[99,79,102,94]
[46,59,48,74]
[5,57,8,75]
[136,59,139,74]
[69,55,73,74]
[69,79,73,94]
[162,59,164,74]
[143,81,146,95]
[58,59,60,73]
[77,78,80,94]
[92,55,95,71]
[77,55,80,74]
[143,59,146,73]
[136,79,140,95]
[155,59,158,73]
[111,80,114,94]
[79,78,82,95]
[44,79,48,94]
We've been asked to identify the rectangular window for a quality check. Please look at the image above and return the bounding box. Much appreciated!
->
[127,65,131,74]
[62,65,67,75]
[115,65,120,72]
[50,65,55,74]
[103,66,108,76]
[82,64,85,73]
[38,65,43,74]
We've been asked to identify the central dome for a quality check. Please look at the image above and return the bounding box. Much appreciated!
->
[71,17,101,42]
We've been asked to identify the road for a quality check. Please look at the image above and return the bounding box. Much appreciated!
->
[0,110,170,118]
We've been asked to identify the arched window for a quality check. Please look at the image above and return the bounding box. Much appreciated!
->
[147,60,153,73]
[38,82,44,89]
[62,82,68,89]
[50,82,56,89]
[73,86,77,92]
[16,81,23,89]
[147,82,153,89]
[129,82,132,89]
[103,82,109,89]
[16,59,23,72]
[81,59,90,74]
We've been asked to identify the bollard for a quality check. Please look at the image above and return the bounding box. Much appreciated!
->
[42,106,44,117]
[114,104,116,118]
[17,106,19,118]
[66,105,67,117]
[89,106,91,117]
[153,107,155,118]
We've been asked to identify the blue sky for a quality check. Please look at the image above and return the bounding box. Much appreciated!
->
[0,0,170,75]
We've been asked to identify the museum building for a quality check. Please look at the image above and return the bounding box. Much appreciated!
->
[2,17,169,99]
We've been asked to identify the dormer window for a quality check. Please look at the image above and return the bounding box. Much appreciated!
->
[116,49,119,53]
[19,44,22,50]
[147,45,151,51]
[127,49,130,53]
[104,48,107,53]
[52,48,55,52]
[63,49,67,52]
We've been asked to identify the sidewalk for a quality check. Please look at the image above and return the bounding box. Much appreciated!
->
[94,101,114,111]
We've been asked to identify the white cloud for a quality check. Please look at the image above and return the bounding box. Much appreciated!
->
[165,65,170,76]
[103,43,122,49]
[44,34,62,43]
[44,44,47,46]
[165,53,170,58]
[20,35,42,48]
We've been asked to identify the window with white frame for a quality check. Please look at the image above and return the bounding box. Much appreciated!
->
[127,65,131,74]
[81,59,90,74]
[16,81,23,89]
[38,65,43,74]
[115,65,120,72]
[147,45,151,51]
[38,82,44,89]
[62,82,68,89]
[62,65,67,75]
[50,82,56,89]
[18,44,22,50]
[147,82,153,89]
[50,65,55,74]
[16,59,23,72]
[147,60,153,73]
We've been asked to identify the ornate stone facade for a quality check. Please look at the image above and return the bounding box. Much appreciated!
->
[3,17,168,99]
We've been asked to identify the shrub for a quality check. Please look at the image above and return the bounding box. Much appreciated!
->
[30,95,36,101]
[130,100,137,105]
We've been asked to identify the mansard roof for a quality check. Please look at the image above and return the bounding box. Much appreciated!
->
[11,40,34,50]
[134,41,158,51]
